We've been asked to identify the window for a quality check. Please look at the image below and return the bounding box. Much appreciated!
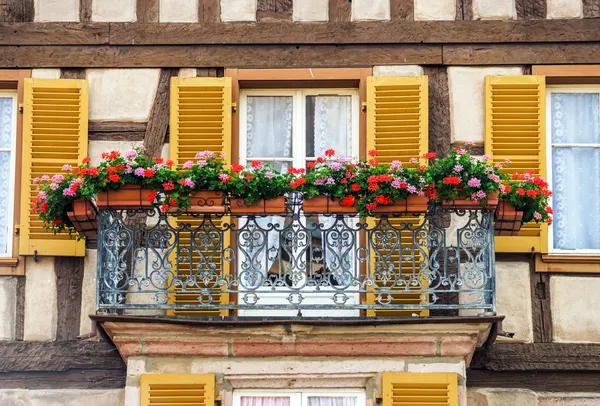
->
[237,88,361,317]
[233,390,365,406]
[547,86,600,253]
[0,91,17,257]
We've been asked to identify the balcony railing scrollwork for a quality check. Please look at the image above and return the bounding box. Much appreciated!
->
[97,198,496,317]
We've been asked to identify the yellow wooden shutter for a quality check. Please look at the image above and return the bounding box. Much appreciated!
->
[383,372,458,406]
[484,75,548,253]
[19,78,88,257]
[169,77,232,316]
[364,76,429,316]
[140,374,215,406]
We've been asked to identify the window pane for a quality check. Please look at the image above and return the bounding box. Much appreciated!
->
[240,397,291,406]
[247,96,293,159]
[306,96,352,158]
[552,147,600,250]
[0,97,13,149]
[551,93,600,144]
[307,397,358,406]
[0,152,11,254]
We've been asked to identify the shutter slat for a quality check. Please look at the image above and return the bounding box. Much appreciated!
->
[364,76,429,317]
[141,375,214,406]
[383,373,458,406]
[19,78,87,257]
[168,77,232,316]
[485,75,548,253]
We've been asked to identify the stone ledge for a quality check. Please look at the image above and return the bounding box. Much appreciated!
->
[95,315,502,366]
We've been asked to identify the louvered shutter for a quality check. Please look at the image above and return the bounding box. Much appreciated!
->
[140,374,215,406]
[19,78,88,257]
[364,76,430,317]
[383,372,458,406]
[169,77,232,316]
[484,75,548,253]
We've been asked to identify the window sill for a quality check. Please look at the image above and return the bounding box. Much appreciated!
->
[537,254,600,274]
[0,257,24,275]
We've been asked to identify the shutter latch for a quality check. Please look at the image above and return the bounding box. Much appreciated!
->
[361,102,367,112]
[18,104,23,114]
[232,102,237,113]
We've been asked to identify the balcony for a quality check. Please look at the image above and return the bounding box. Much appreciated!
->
[96,199,496,319]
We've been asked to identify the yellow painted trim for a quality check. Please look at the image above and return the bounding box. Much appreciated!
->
[382,372,458,406]
[485,75,547,254]
[140,374,215,406]
[19,78,88,257]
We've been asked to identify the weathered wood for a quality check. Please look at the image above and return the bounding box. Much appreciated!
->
[516,0,546,19]
[0,44,442,67]
[456,0,473,19]
[423,66,450,157]
[107,20,600,45]
[0,369,126,389]
[0,23,108,45]
[55,257,85,341]
[80,0,92,22]
[583,0,600,18]
[197,67,220,77]
[143,69,177,158]
[257,0,292,21]
[198,0,220,23]
[0,0,34,22]
[14,276,25,341]
[390,0,414,20]
[137,0,159,22]
[0,340,125,371]
[444,43,600,65]
[89,121,147,141]
[329,0,351,22]
[531,258,553,343]
[472,343,600,371]
[60,68,86,79]
[467,370,600,393]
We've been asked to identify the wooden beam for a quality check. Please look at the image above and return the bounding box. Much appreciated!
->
[60,68,86,79]
[198,0,220,23]
[472,343,600,371]
[14,276,25,341]
[106,20,600,45]
[137,0,159,22]
[143,69,178,158]
[467,370,600,393]
[89,121,147,141]
[424,66,451,157]
[0,369,126,389]
[0,44,442,67]
[0,23,109,45]
[390,0,414,21]
[583,0,600,18]
[80,0,92,22]
[0,0,34,22]
[516,0,546,20]
[329,0,351,22]
[531,256,552,343]
[54,257,85,341]
[257,0,292,22]
[456,0,473,19]
[443,43,600,65]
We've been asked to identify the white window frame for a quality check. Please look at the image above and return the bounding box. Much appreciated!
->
[238,88,360,167]
[232,389,367,406]
[0,91,18,258]
[546,85,600,254]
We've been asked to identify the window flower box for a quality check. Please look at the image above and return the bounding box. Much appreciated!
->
[96,184,154,210]
[494,199,524,236]
[67,199,98,238]
[229,196,287,215]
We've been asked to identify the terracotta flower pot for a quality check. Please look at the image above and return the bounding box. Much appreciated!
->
[67,199,98,238]
[95,184,154,210]
[441,192,499,211]
[185,190,226,214]
[229,196,287,215]
[372,195,429,215]
[494,199,524,236]
[302,196,358,215]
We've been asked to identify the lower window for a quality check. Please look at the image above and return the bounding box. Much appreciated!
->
[233,390,365,406]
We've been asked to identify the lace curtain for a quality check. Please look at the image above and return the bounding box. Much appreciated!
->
[551,93,600,250]
[0,97,13,255]
[241,397,290,406]
[308,397,357,406]
[240,396,357,406]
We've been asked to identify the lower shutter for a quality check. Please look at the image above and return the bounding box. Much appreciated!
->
[140,374,215,406]
[383,372,458,406]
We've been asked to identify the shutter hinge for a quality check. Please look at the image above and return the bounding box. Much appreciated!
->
[361,102,367,112]
[18,104,23,114]
[232,102,237,113]
[535,282,546,300]
[14,226,19,235]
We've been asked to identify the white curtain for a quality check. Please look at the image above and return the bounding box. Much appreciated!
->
[551,93,600,250]
[307,397,357,406]
[314,96,356,281]
[0,97,13,255]
[241,397,290,406]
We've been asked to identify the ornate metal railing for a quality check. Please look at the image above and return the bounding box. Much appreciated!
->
[96,201,496,317]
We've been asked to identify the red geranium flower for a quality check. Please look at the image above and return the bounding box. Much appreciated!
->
[147,191,158,203]
[366,203,377,211]
[340,178,348,184]
[231,164,244,172]
[144,169,155,178]
[108,174,120,183]
[368,183,379,191]
[160,204,169,213]
[351,184,361,192]
[324,149,335,157]
[341,195,355,207]
[166,160,174,167]
[517,188,525,196]
[442,176,461,186]
[82,157,91,164]
[368,149,378,157]
[307,161,315,169]
[163,180,174,191]
[423,152,437,159]
[155,157,164,164]
[369,159,379,166]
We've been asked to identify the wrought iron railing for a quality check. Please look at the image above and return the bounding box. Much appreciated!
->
[97,200,496,317]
